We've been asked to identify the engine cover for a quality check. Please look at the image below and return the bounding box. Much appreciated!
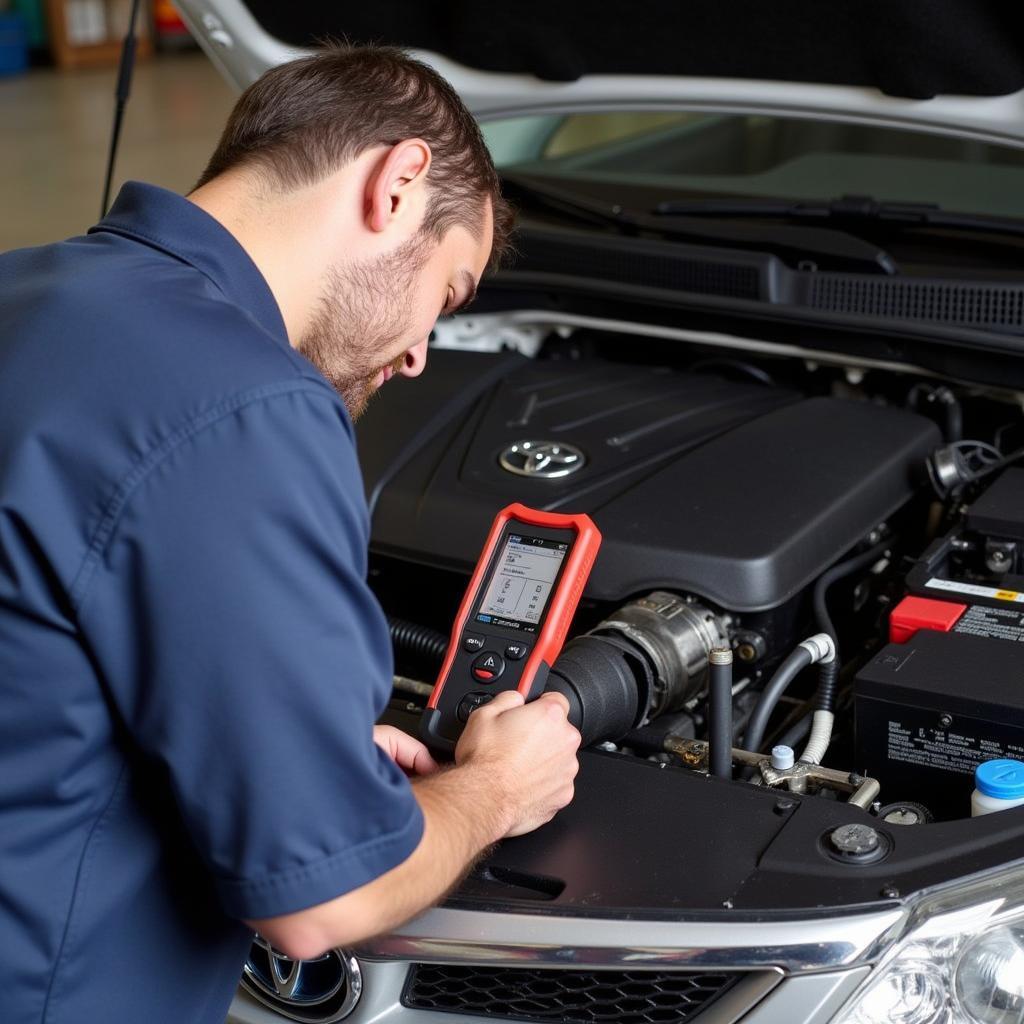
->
[358,349,939,611]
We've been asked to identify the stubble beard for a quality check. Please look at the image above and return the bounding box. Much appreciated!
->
[297,234,432,420]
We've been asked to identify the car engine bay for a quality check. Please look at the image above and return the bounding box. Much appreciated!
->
[358,314,1024,913]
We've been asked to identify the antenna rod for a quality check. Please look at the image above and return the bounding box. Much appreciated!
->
[100,0,143,219]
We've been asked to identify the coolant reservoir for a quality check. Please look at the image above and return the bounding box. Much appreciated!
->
[971,759,1024,816]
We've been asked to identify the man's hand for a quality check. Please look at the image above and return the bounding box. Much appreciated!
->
[454,690,581,837]
[374,724,439,777]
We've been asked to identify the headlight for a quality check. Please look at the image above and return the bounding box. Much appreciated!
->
[956,926,1024,1024]
[835,864,1024,1024]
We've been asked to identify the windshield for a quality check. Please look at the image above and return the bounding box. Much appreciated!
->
[483,111,1024,221]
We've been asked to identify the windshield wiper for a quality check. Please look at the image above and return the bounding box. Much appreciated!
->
[654,193,1024,241]
[502,174,898,275]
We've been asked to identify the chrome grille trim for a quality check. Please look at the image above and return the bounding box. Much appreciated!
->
[357,905,906,973]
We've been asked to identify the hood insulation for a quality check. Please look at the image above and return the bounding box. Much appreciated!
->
[242,0,1024,100]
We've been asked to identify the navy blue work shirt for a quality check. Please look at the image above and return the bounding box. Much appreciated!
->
[0,182,423,1024]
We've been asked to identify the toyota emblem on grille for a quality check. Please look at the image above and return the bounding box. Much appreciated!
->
[241,935,362,1023]
[499,440,586,479]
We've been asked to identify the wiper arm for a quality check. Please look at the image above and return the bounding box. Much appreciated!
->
[654,193,1024,240]
[502,174,898,275]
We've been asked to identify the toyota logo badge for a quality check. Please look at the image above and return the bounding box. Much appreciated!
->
[499,440,586,479]
[241,935,362,1022]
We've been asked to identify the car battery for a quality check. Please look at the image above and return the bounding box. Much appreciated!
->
[855,613,1024,821]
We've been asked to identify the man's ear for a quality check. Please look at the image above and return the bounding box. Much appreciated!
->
[367,139,432,233]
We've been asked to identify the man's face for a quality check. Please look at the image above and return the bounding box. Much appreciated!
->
[298,203,494,420]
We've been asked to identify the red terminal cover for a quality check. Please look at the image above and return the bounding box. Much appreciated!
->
[889,595,967,644]
[428,503,602,709]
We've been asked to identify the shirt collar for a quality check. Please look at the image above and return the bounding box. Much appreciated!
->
[90,181,289,347]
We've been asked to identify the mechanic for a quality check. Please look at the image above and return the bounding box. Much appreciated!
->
[0,46,581,1024]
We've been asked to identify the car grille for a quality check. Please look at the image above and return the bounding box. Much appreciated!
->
[402,964,745,1024]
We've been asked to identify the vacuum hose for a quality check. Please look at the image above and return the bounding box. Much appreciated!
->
[812,537,890,712]
[799,538,889,764]
[387,617,449,667]
[801,709,836,766]
[743,633,836,757]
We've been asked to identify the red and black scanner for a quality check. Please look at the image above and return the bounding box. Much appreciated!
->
[420,503,602,755]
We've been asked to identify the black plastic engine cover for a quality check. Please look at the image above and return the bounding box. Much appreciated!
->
[358,349,939,611]
[378,701,1024,914]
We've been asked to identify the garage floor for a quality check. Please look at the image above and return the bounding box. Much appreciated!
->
[0,52,235,251]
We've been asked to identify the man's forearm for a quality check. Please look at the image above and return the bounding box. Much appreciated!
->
[411,761,509,883]
[248,763,507,959]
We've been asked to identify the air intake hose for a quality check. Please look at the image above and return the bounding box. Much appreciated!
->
[546,592,728,747]
[545,634,653,747]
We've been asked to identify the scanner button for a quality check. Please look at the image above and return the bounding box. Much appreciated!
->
[462,633,485,652]
[457,691,494,722]
[471,651,504,682]
[504,643,528,661]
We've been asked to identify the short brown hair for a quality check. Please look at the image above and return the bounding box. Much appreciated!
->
[196,45,514,269]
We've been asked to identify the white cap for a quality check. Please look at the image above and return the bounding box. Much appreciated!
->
[771,745,795,770]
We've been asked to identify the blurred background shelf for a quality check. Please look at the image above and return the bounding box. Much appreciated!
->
[45,0,151,69]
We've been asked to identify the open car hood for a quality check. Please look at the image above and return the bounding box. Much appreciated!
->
[175,0,1024,147]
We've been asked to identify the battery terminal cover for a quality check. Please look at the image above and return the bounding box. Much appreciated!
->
[889,595,967,643]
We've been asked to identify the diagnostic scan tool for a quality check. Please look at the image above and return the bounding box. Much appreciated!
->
[421,503,601,755]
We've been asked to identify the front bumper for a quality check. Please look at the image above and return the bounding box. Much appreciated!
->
[227,903,902,1024]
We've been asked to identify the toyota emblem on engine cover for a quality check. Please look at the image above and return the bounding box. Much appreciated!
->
[499,440,586,479]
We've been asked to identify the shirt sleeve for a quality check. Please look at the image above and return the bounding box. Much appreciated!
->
[74,383,423,920]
